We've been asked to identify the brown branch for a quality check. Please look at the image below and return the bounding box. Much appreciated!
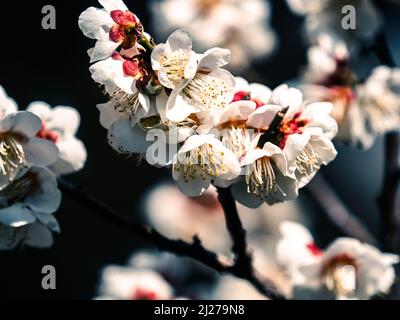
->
[216,187,285,300]
[378,132,400,252]
[58,178,284,299]
[306,174,378,246]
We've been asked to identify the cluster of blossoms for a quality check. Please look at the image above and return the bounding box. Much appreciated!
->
[298,34,400,148]
[0,86,86,250]
[151,0,276,71]
[276,221,399,299]
[79,0,338,208]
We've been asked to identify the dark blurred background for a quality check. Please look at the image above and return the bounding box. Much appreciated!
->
[0,0,397,299]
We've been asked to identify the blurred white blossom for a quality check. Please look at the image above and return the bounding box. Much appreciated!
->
[27,102,87,175]
[151,0,276,71]
[286,0,382,46]
[300,34,400,148]
[276,221,400,300]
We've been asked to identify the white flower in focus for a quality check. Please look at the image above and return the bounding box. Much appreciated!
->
[286,0,382,45]
[0,166,61,249]
[229,84,337,208]
[97,267,174,300]
[172,134,241,196]
[276,221,399,300]
[78,0,144,62]
[0,86,18,119]
[152,29,235,122]
[27,102,87,176]
[151,0,276,71]
[0,111,59,190]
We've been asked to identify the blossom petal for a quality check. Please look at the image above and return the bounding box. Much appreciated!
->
[108,116,151,154]
[78,7,114,39]
[51,137,87,175]
[198,48,231,71]
[166,29,192,53]
[24,137,59,167]
[0,203,35,227]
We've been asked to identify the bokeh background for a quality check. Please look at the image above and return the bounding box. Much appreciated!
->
[0,0,398,299]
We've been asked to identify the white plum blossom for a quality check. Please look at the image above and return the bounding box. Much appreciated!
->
[0,111,59,190]
[151,0,276,71]
[172,134,241,196]
[27,102,87,176]
[300,35,400,148]
[286,0,382,45]
[228,84,337,208]
[0,85,17,119]
[0,166,61,250]
[78,0,143,63]
[276,221,400,300]
[97,267,174,300]
[152,29,235,122]
[357,66,400,142]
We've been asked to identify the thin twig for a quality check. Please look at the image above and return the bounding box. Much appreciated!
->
[306,174,377,246]
[378,133,400,252]
[216,187,285,300]
[369,27,400,252]
[58,178,284,299]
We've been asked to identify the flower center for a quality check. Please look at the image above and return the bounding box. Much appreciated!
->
[160,50,190,87]
[36,123,59,143]
[0,133,25,180]
[111,90,143,116]
[131,288,158,300]
[173,144,226,182]
[322,254,357,298]
[245,156,284,198]
[232,90,265,108]
[219,123,251,158]
[278,112,308,149]
[0,171,38,207]
[295,143,322,176]
[182,72,230,111]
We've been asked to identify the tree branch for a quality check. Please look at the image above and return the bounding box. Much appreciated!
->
[216,187,285,300]
[58,178,284,299]
[306,174,377,246]
[378,132,400,252]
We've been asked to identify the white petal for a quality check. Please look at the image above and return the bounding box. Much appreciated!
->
[90,33,120,63]
[50,137,87,175]
[26,101,52,121]
[78,7,114,39]
[246,104,282,129]
[24,167,61,214]
[0,111,41,137]
[24,223,54,248]
[0,203,36,227]
[176,174,212,197]
[198,47,231,71]
[99,0,128,12]
[108,116,151,154]
[97,102,120,129]
[50,106,81,136]
[24,137,59,167]
[166,29,192,53]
